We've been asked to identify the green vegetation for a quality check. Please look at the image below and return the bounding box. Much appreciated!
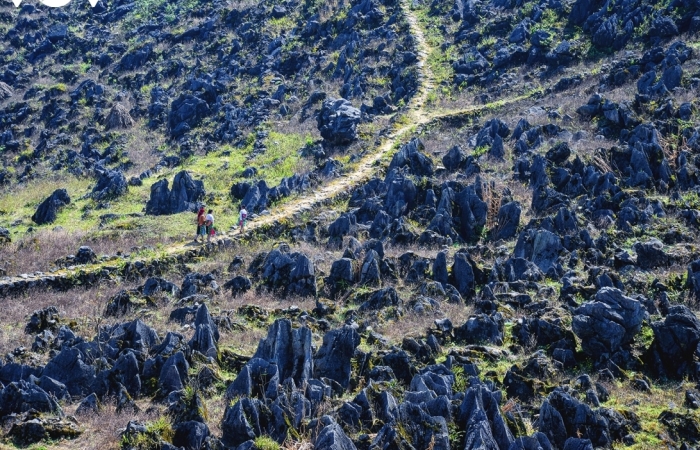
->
[128,0,199,28]
[120,417,174,449]
[472,145,489,157]
[253,435,281,450]
[268,16,296,37]
[253,131,311,185]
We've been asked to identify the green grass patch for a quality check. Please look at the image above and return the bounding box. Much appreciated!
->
[268,16,296,37]
[120,416,174,450]
[0,175,93,232]
[250,131,311,185]
[253,436,281,450]
[182,145,251,194]
[427,45,458,87]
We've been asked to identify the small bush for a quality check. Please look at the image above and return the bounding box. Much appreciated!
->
[253,435,280,450]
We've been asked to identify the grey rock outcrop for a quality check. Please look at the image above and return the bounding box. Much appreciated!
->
[145,171,205,215]
[32,189,70,225]
[317,98,361,145]
[572,287,645,358]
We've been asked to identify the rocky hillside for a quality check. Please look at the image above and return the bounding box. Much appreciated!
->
[1,0,700,449]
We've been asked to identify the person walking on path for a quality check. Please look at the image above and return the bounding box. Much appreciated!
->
[195,206,205,242]
[205,209,215,243]
[238,205,248,234]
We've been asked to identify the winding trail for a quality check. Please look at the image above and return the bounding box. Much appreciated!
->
[0,2,530,294]
[247,0,436,231]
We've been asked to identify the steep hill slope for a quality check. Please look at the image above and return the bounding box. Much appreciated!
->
[1,0,700,449]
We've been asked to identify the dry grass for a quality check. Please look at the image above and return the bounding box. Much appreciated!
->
[0,228,166,276]
[25,399,161,450]
[603,379,691,450]
[375,301,474,344]
[121,126,169,178]
[0,280,139,356]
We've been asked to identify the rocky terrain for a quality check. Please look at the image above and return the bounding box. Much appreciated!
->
[1,0,700,449]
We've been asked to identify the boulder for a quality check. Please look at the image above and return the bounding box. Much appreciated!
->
[111,351,141,397]
[397,402,450,450]
[649,16,679,38]
[433,251,449,286]
[119,44,153,70]
[327,213,357,248]
[74,246,97,264]
[226,358,280,400]
[455,183,488,242]
[514,229,562,275]
[458,379,515,450]
[314,326,361,389]
[115,383,139,413]
[513,315,575,350]
[91,169,127,200]
[223,275,252,297]
[75,393,101,415]
[317,98,361,145]
[389,138,434,177]
[572,287,645,358]
[633,238,672,269]
[357,287,403,311]
[314,416,357,450]
[0,380,61,417]
[326,258,356,297]
[32,188,70,225]
[105,103,134,130]
[662,63,682,91]
[221,397,263,447]
[0,81,13,99]
[8,416,81,446]
[145,171,205,215]
[687,259,700,299]
[646,305,700,379]
[360,249,382,286]
[540,389,613,448]
[563,438,594,450]
[42,347,95,396]
[257,244,317,297]
[454,313,505,345]
[142,277,180,297]
[105,289,152,317]
[509,21,530,44]
[189,324,218,359]
[546,142,571,165]
[504,353,556,402]
[180,272,219,298]
[592,15,617,49]
[473,118,510,149]
[569,0,595,25]
[443,145,466,171]
[451,252,476,298]
[252,319,313,386]
[169,94,210,138]
[100,319,160,358]
[383,169,417,217]
[159,352,189,395]
[658,410,700,444]
[492,257,544,282]
[494,201,521,240]
[25,306,60,334]
[173,421,210,450]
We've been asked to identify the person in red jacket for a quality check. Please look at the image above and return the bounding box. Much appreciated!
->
[195,206,206,243]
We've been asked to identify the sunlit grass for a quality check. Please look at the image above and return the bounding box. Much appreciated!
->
[0,175,93,232]
[250,130,311,185]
